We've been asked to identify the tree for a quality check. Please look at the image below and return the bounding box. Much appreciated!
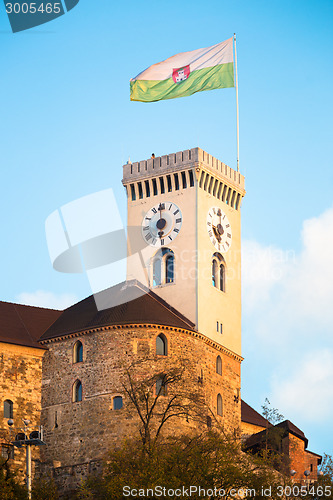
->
[78,431,288,500]
[0,457,28,500]
[122,360,209,451]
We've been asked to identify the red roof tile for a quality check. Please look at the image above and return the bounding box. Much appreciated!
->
[0,301,62,349]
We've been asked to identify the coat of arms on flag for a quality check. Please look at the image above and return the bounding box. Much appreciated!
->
[172,65,190,83]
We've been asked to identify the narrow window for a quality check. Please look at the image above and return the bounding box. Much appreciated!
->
[165,254,174,283]
[113,396,123,410]
[181,171,187,189]
[199,171,205,188]
[217,394,223,416]
[156,377,167,396]
[220,323,223,334]
[216,356,222,375]
[159,177,165,194]
[4,400,13,419]
[212,259,218,287]
[189,170,194,187]
[206,415,212,428]
[166,175,172,192]
[73,341,83,363]
[204,174,210,191]
[216,321,219,332]
[220,264,225,292]
[152,248,175,287]
[212,253,226,292]
[153,257,162,286]
[130,184,136,201]
[174,173,180,190]
[152,179,158,196]
[156,333,167,356]
[73,380,82,402]
[145,180,150,198]
[138,182,143,199]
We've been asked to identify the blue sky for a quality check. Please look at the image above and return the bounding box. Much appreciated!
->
[1,0,332,458]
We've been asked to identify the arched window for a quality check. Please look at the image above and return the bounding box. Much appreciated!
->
[151,248,175,287]
[217,394,223,416]
[219,264,225,292]
[72,380,82,402]
[212,259,218,287]
[4,400,13,419]
[73,341,83,363]
[165,253,174,283]
[156,333,168,356]
[113,396,123,410]
[153,255,162,286]
[212,253,226,292]
[156,377,167,396]
[216,356,222,375]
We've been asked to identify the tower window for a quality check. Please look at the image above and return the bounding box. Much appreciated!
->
[73,380,82,403]
[217,394,223,416]
[145,180,150,198]
[151,248,175,287]
[113,396,123,410]
[189,170,194,187]
[181,171,187,189]
[130,184,136,201]
[216,356,222,375]
[174,173,180,190]
[166,175,172,192]
[152,179,158,196]
[73,341,83,363]
[4,399,13,419]
[138,182,143,199]
[156,333,168,356]
[159,177,165,194]
[165,254,174,283]
[212,253,226,292]
[220,264,225,292]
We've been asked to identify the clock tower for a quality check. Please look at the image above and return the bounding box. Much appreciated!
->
[122,148,245,356]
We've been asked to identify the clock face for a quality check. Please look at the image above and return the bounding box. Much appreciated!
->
[142,202,182,247]
[206,207,232,252]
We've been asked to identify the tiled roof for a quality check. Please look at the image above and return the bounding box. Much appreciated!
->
[39,280,196,342]
[241,400,271,428]
[0,301,62,349]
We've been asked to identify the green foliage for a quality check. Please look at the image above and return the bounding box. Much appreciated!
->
[0,458,28,500]
[31,475,59,500]
[78,432,288,500]
[261,398,284,425]
[318,454,333,500]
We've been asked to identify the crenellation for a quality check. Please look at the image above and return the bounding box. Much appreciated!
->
[122,147,245,191]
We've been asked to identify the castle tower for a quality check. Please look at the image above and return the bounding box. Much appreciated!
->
[122,148,245,356]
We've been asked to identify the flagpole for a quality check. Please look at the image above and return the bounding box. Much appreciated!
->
[234,33,240,172]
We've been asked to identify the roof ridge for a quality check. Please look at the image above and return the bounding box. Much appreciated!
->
[13,303,38,346]
[0,300,62,312]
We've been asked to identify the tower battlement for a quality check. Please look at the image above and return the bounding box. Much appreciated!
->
[122,147,245,191]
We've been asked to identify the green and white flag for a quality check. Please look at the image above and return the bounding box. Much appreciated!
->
[130,37,234,102]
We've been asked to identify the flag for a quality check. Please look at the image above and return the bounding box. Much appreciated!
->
[130,37,234,103]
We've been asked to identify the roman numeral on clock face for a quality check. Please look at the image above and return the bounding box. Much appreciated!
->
[176,218,181,223]
[145,233,152,241]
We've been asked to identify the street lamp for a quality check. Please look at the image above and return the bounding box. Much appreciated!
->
[10,419,46,500]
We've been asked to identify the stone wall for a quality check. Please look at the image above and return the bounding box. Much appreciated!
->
[40,324,241,482]
[0,342,45,480]
[288,434,320,482]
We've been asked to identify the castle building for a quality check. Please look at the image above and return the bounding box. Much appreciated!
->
[0,148,321,492]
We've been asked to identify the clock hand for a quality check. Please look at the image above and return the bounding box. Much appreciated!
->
[156,203,166,237]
